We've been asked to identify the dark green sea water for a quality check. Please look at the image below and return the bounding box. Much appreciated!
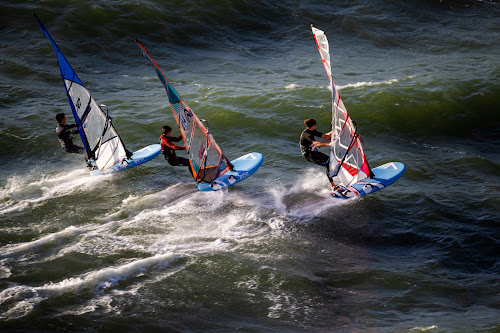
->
[1,1,499,332]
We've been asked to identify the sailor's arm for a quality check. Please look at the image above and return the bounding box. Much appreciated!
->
[166,142,185,150]
[60,124,79,136]
[313,140,330,148]
[321,131,332,140]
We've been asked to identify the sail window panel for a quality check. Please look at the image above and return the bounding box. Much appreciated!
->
[171,102,181,120]
[211,148,231,179]
[101,127,118,144]
[190,125,206,163]
[197,165,218,183]
[188,125,206,174]
[340,128,353,145]
[200,141,223,182]
[205,137,222,168]
[216,158,229,176]
[337,130,352,155]
[82,105,106,150]
[331,139,347,178]
[329,149,339,178]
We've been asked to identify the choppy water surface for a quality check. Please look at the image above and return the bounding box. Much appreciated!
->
[1,1,499,332]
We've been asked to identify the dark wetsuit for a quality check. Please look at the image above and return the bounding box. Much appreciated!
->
[56,123,84,154]
[299,128,334,182]
[159,134,193,176]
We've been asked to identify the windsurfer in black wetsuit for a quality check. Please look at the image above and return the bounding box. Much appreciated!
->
[299,118,337,190]
[160,125,193,176]
[55,113,85,154]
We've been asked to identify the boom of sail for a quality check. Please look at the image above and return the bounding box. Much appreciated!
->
[34,13,129,171]
[135,40,232,184]
[311,25,373,187]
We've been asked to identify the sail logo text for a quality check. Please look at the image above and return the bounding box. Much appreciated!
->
[180,108,193,132]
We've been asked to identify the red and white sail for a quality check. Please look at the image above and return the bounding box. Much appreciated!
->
[311,26,372,187]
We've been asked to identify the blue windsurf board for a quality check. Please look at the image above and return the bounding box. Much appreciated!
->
[90,144,161,176]
[332,162,405,199]
[196,152,263,191]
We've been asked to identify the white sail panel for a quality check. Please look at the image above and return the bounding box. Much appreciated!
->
[94,138,127,171]
[311,26,332,82]
[335,135,369,186]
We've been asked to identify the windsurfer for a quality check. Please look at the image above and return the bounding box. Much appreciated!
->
[299,118,337,190]
[160,125,193,176]
[55,113,84,154]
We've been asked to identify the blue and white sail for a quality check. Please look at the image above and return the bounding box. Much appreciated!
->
[34,13,129,172]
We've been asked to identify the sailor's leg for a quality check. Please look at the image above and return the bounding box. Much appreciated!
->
[168,156,193,176]
[176,157,193,177]
[66,144,85,154]
[308,151,335,189]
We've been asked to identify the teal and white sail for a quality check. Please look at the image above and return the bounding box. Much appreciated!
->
[135,39,233,184]
[34,13,129,171]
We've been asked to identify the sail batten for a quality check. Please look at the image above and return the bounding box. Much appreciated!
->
[135,40,231,184]
[311,25,372,187]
